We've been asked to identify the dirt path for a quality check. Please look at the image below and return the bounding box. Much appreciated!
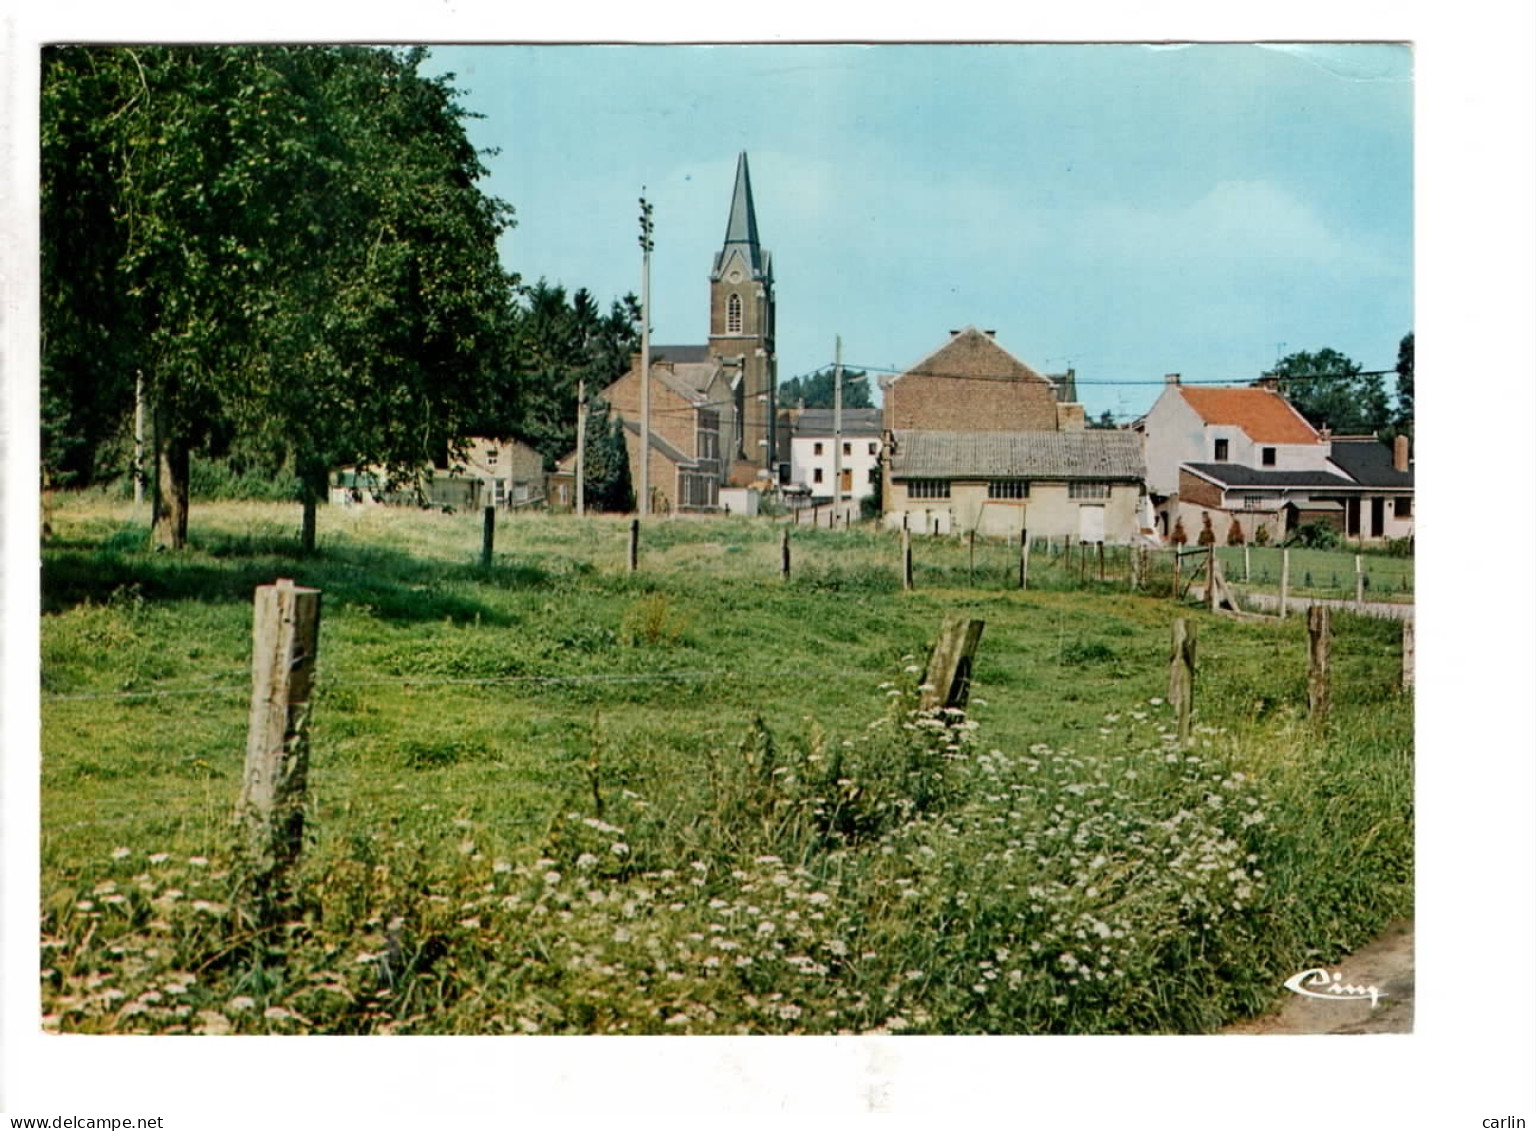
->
[1222,920,1414,1035]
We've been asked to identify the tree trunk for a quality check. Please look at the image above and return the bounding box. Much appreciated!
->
[151,403,190,550]
[299,467,325,556]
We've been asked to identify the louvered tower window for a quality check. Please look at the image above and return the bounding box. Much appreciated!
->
[727,293,743,334]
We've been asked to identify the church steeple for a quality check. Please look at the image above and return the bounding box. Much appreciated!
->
[707,151,776,471]
[711,152,770,282]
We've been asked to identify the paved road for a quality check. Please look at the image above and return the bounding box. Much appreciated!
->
[1204,588,1415,621]
[1222,920,1414,1035]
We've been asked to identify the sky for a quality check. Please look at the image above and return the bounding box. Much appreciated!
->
[420,43,1413,422]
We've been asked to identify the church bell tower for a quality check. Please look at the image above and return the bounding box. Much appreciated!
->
[708,152,777,470]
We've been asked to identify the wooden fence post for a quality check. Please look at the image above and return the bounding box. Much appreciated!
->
[1244,544,1251,583]
[1279,548,1291,620]
[1307,605,1331,723]
[1018,529,1029,590]
[921,613,986,712]
[481,505,496,568]
[1172,549,1181,603]
[1168,618,1196,745]
[781,529,791,581]
[1355,554,1365,604]
[628,518,640,573]
[238,579,322,917]
[902,527,914,591]
[969,528,976,587]
[1401,618,1415,691]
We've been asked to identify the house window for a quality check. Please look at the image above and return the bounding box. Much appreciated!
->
[1394,497,1412,518]
[1214,438,1229,461]
[1261,447,1276,467]
[868,442,877,456]
[813,441,824,456]
[486,448,498,466]
[908,479,951,500]
[813,468,824,484]
[1242,495,1264,511]
[1069,481,1111,500]
[843,442,852,457]
[727,293,743,334]
[988,480,1028,500]
[696,410,720,463]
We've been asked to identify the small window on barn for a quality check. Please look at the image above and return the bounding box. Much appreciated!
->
[727,293,743,334]
[908,479,951,500]
[1262,446,1276,467]
[988,481,1028,500]
[1214,438,1229,461]
[1394,496,1412,518]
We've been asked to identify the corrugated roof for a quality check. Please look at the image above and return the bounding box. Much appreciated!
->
[1326,438,1414,488]
[1178,387,1322,444]
[891,430,1145,480]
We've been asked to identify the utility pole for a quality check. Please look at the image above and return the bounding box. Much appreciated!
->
[833,336,843,523]
[638,193,655,518]
[575,378,587,518]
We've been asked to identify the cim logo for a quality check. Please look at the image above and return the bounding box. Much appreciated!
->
[1282,967,1385,1008]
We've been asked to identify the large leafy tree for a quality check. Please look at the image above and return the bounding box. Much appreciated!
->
[778,368,873,411]
[41,45,518,550]
[1266,347,1391,435]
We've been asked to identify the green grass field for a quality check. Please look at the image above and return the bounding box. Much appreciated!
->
[38,499,1413,1035]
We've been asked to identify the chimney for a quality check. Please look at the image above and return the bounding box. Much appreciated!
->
[984,329,996,338]
[1164,373,1181,386]
[1393,434,1409,472]
[949,329,961,338]
[1320,425,1332,442]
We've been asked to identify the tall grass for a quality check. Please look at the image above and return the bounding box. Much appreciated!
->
[38,497,1413,1034]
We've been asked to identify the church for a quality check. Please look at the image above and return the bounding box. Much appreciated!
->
[597,152,778,513]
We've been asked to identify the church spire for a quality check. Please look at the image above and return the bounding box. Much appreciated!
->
[712,151,768,281]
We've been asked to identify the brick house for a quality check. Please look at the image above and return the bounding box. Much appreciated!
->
[885,430,1146,540]
[1139,377,1414,544]
[593,152,778,513]
[880,326,1084,434]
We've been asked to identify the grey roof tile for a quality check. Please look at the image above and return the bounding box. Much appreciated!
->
[891,430,1145,480]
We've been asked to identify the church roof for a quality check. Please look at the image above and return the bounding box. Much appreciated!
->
[711,152,770,281]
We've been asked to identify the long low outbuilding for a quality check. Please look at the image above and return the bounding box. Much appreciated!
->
[883,429,1149,541]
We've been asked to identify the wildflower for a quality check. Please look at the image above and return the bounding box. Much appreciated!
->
[457,840,476,856]
[458,917,481,930]
[187,857,209,867]
[111,847,131,860]
[543,871,562,886]
[148,853,170,865]
[757,921,775,937]
[777,1003,803,1021]
[74,900,95,912]
[576,852,600,871]
[610,842,630,857]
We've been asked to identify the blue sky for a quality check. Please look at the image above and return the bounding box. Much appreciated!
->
[422,43,1412,421]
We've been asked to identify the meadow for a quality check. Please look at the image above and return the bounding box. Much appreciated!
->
[38,499,1413,1035]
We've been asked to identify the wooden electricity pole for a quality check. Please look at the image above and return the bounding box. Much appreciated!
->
[638,193,654,518]
[575,378,587,518]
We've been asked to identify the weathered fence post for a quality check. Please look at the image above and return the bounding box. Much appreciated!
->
[1279,548,1291,620]
[1244,544,1251,583]
[1354,554,1365,605]
[969,528,976,587]
[901,526,914,591]
[628,518,640,573]
[1018,529,1030,591]
[1098,541,1106,581]
[481,505,496,568]
[921,613,986,712]
[781,529,791,581]
[238,579,322,920]
[1401,618,1415,691]
[1307,605,1331,723]
[1168,618,1196,744]
[1172,549,1181,603]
